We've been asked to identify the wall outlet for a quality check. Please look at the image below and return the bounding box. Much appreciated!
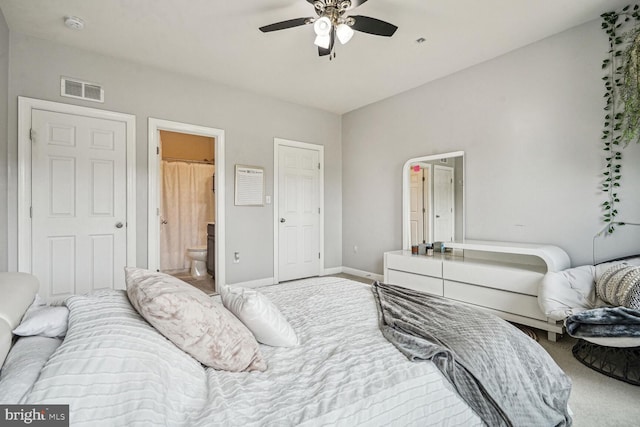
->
[233,252,240,263]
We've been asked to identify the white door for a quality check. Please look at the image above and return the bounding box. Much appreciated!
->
[31,109,128,300]
[278,145,320,282]
[433,165,454,242]
[409,168,425,245]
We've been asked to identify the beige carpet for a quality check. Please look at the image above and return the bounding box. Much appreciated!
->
[538,334,640,427]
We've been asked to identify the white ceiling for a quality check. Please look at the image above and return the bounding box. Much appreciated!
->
[0,0,630,114]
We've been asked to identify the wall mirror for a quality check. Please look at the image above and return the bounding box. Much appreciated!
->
[402,151,465,250]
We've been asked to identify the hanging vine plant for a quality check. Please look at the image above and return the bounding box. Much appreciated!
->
[600,4,640,233]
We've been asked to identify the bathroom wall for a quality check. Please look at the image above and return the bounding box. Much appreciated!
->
[160,130,215,163]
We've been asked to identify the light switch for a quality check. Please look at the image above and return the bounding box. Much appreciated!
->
[266,195,271,204]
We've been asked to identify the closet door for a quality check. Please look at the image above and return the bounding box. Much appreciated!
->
[433,165,454,242]
[277,145,320,282]
[31,109,127,300]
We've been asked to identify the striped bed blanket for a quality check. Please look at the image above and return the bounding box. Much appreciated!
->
[18,277,482,426]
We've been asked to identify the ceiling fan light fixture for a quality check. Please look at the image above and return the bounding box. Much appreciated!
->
[314,34,331,49]
[313,16,332,36]
[336,23,354,44]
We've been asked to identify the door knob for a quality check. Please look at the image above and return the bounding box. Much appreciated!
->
[280,218,286,223]
[115,222,123,229]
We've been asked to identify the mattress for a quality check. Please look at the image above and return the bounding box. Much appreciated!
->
[13,277,482,426]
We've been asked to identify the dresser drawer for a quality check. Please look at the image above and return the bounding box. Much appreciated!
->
[443,261,543,296]
[387,270,444,297]
[443,280,546,321]
[386,253,442,277]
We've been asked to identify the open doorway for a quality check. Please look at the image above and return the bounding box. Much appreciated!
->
[147,118,226,294]
[159,131,215,293]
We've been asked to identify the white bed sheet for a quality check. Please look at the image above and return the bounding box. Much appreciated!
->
[19,277,482,426]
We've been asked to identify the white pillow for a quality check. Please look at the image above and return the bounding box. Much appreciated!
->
[220,285,298,347]
[12,295,69,338]
[538,266,597,321]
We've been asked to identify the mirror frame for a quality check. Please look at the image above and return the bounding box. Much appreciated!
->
[402,151,465,250]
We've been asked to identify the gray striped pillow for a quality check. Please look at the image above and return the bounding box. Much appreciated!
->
[596,264,640,309]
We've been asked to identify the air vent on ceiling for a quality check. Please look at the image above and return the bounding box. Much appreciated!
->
[60,77,104,103]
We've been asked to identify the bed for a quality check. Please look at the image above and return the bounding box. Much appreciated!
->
[0,272,571,426]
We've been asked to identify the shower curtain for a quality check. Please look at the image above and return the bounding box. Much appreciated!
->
[160,161,215,271]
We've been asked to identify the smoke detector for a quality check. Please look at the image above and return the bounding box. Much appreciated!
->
[64,16,85,30]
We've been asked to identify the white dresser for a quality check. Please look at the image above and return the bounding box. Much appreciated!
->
[383,240,571,341]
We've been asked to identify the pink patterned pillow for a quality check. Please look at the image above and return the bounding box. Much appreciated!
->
[125,268,266,372]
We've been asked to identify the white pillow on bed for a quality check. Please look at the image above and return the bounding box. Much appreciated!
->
[12,295,68,338]
[220,285,298,347]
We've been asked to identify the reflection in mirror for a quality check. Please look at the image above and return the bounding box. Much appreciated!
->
[402,151,464,250]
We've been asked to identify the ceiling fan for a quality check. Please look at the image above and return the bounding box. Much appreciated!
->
[259,0,398,58]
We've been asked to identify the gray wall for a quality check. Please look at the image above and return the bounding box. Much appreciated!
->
[0,10,8,272]
[5,33,342,283]
[342,19,640,272]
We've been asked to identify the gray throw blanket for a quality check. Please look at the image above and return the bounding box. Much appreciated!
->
[566,307,640,338]
[372,281,572,427]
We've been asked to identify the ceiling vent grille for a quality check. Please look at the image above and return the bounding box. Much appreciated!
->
[60,77,104,103]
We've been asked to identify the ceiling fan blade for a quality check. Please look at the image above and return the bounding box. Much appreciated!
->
[259,17,312,33]
[346,0,369,9]
[318,28,336,56]
[349,15,398,37]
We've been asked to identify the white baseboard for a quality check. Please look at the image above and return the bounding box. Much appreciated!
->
[229,277,276,288]
[341,267,383,282]
[321,266,343,275]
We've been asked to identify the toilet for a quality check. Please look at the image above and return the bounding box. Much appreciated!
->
[186,246,208,278]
